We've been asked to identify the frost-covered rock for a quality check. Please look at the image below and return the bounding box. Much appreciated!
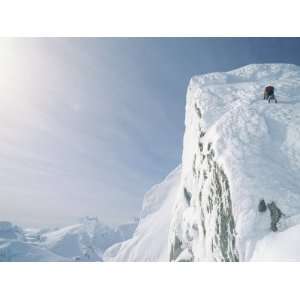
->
[106,63,300,262]
[169,63,300,261]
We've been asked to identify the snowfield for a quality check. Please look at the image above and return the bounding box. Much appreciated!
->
[106,63,300,262]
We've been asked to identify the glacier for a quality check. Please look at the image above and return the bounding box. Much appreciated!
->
[105,63,300,262]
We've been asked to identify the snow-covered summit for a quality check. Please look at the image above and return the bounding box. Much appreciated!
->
[169,63,300,261]
[105,63,300,262]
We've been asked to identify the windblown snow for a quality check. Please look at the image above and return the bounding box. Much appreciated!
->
[105,63,300,262]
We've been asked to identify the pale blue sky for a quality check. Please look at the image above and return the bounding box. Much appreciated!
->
[1,38,300,227]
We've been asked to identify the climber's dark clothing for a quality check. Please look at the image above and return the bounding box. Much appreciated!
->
[264,86,275,100]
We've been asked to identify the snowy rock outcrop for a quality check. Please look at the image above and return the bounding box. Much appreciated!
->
[106,63,300,262]
[169,63,300,261]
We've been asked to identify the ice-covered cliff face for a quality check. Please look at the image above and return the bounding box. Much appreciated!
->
[169,63,300,261]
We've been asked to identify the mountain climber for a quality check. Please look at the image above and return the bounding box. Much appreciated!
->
[264,86,277,103]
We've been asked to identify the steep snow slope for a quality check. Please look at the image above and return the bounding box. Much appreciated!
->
[103,166,181,261]
[169,63,300,261]
[251,223,300,261]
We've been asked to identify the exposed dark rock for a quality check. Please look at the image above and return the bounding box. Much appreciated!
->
[170,141,239,262]
[192,223,199,232]
[198,191,202,203]
[170,235,183,261]
[192,154,197,176]
[267,202,282,232]
[200,220,206,237]
[195,103,202,118]
[184,187,192,206]
[258,199,267,212]
[207,142,212,151]
[186,229,193,242]
[207,149,215,161]
[208,162,239,262]
[199,142,204,152]
[177,249,194,262]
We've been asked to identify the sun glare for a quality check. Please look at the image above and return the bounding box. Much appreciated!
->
[0,39,36,118]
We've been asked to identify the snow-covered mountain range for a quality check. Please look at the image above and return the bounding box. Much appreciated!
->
[0,217,136,261]
[104,63,300,261]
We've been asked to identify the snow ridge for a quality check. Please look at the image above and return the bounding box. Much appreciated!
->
[105,63,300,262]
[169,63,300,261]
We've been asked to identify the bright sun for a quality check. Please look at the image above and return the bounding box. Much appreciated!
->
[0,39,35,116]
